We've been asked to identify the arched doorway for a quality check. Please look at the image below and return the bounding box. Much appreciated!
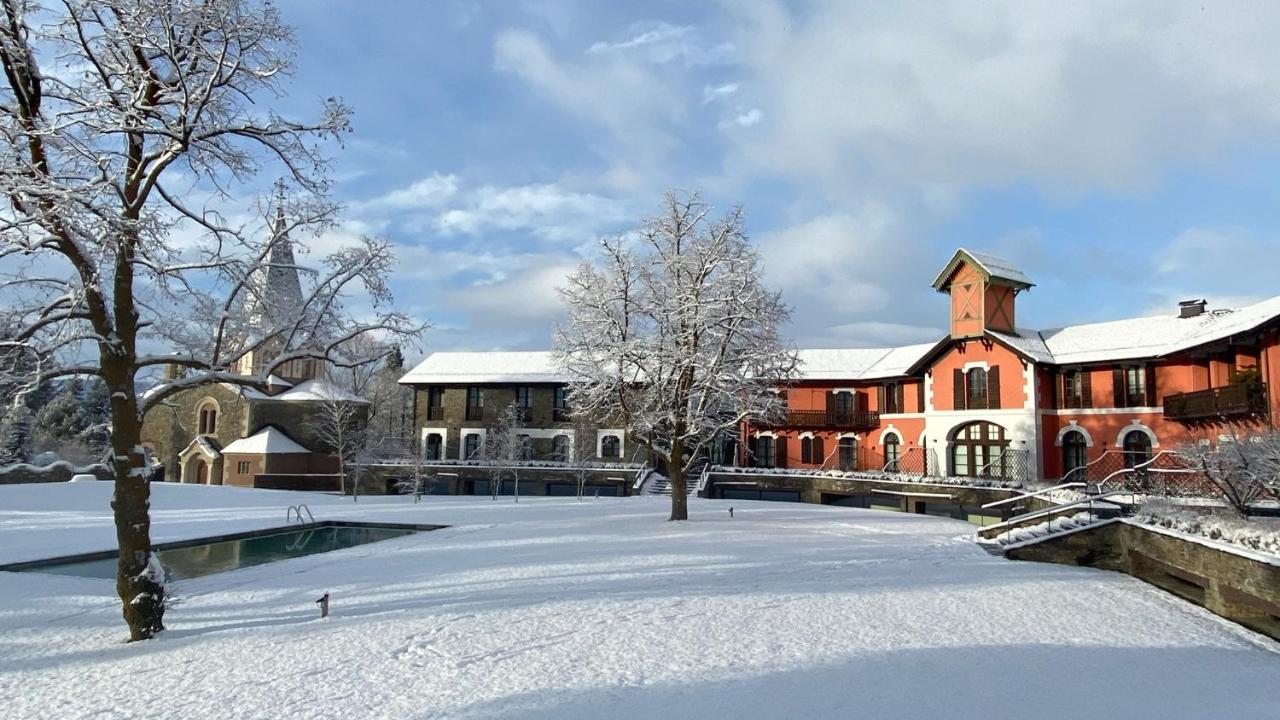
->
[192,459,207,484]
[837,436,856,471]
[1122,431,1153,468]
[883,434,901,472]
[1061,430,1088,477]
[949,421,1008,477]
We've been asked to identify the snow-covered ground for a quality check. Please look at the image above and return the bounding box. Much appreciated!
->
[1,483,1278,719]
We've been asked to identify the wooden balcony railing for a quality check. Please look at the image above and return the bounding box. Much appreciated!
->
[760,409,880,431]
[425,406,444,422]
[465,406,483,421]
[1163,382,1269,421]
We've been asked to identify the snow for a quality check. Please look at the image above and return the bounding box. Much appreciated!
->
[1,483,1278,719]
[930,248,1034,290]
[249,378,369,404]
[219,427,310,455]
[399,350,568,385]
[991,294,1280,365]
[794,343,935,381]
[1132,501,1280,558]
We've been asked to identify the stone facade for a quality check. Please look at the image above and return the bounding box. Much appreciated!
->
[1006,521,1280,640]
[140,383,250,483]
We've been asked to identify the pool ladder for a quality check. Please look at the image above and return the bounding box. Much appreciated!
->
[286,504,315,524]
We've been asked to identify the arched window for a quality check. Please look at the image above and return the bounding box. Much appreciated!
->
[552,434,570,461]
[197,401,218,435]
[518,434,533,460]
[884,434,901,472]
[950,421,1007,477]
[1122,431,1152,468]
[1061,430,1088,476]
[800,436,813,464]
[601,434,621,459]
[463,433,481,460]
[424,433,443,461]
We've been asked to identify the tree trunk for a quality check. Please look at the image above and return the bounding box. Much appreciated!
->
[668,439,688,521]
[106,374,165,641]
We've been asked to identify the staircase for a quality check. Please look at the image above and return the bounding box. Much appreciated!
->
[643,473,699,496]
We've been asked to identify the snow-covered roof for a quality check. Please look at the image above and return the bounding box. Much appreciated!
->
[795,343,935,381]
[931,248,1034,291]
[265,374,293,387]
[242,378,368,403]
[399,351,567,385]
[990,294,1280,365]
[221,427,310,455]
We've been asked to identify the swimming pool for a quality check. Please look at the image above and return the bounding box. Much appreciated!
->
[0,521,444,581]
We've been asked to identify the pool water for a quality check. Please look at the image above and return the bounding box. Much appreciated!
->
[11,524,423,581]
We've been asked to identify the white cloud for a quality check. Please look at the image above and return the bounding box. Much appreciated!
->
[360,173,458,211]
[730,108,762,128]
[722,1,1280,198]
[586,21,735,67]
[702,82,739,104]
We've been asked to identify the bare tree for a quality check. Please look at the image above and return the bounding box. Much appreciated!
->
[556,191,798,521]
[0,1,419,640]
[309,385,370,502]
[1180,430,1277,516]
[563,422,597,501]
[479,402,526,502]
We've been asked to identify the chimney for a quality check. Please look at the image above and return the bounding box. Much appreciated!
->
[1178,299,1207,318]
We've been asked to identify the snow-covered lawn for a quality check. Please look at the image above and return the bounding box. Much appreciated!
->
[1,484,1278,719]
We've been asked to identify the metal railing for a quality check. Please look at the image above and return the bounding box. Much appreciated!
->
[976,448,1032,484]
[1164,382,1269,421]
[286,504,314,524]
[760,409,880,431]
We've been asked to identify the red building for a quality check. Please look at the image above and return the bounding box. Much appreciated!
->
[745,248,1280,484]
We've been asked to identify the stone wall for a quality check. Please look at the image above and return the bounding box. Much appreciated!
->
[704,469,1022,519]
[1006,520,1280,640]
[360,461,640,497]
[140,383,250,478]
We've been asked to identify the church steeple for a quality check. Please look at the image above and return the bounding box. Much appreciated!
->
[241,200,305,333]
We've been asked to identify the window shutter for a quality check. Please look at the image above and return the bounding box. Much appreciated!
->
[1145,365,1157,407]
[896,384,905,413]
[916,381,925,413]
[812,435,825,466]
[825,391,836,416]
[987,366,1001,409]
[776,436,788,469]
[1046,371,1058,409]
[877,385,886,413]
[953,368,966,410]
[1112,367,1125,408]
[1080,370,1092,409]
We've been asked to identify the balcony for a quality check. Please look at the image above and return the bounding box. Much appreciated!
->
[1163,382,1269,421]
[761,409,880,431]
[553,407,571,422]
[465,406,483,422]
[425,406,444,422]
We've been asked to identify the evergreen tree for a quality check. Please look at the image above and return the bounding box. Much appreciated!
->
[0,403,34,465]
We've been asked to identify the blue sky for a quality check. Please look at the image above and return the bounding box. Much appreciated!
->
[270,0,1280,356]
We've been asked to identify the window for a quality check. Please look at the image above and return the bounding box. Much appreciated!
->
[950,421,1008,478]
[517,434,533,460]
[553,386,569,421]
[837,437,856,471]
[882,382,904,414]
[1125,366,1146,407]
[466,387,484,421]
[1062,369,1085,409]
[515,386,532,408]
[1113,365,1150,408]
[236,460,250,474]
[834,391,854,415]
[463,433,481,460]
[1061,430,1087,477]
[754,436,774,468]
[966,368,988,410]
[1122,431,1152,468]
[552,434,570,461]
[600,434,621,459]
[424,433,443,461]
[800,436,813,464]
[884,435,901,472]
[426,387,444,421]
[197,402,218,435]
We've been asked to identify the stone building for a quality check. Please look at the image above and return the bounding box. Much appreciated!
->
[139,213,370,490]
